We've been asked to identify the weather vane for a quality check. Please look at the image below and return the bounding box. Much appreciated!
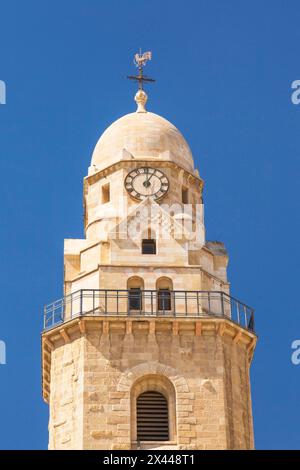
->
[127,49,155,90]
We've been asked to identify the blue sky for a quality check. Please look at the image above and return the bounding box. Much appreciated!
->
[0,0,299,449]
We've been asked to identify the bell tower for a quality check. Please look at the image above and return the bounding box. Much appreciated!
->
[42,52,257,450]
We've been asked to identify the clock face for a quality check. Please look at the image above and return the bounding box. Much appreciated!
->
[124,167,169,201]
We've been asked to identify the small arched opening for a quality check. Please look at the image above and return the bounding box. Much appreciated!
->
[127,276,144,312]
[156,277,173,312]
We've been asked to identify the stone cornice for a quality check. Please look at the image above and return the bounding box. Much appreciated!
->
[41,316,257,403]
[67,263,230,288]
[84,160,204,188]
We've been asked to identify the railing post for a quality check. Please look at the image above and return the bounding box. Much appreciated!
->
[221,292,224,317]
[248,311,255,331]
[116,290,119,316]
[151,291,153,316]
[244,305,247,328]
[237,301,240,325]
[105,290,107,315]
[197,292,200,316]
[173,291,176,317]
[208,291,211,313]
[185,291,188,316]
[80,290,83,316]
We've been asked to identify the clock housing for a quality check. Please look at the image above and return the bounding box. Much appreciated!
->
[124,167,169,201]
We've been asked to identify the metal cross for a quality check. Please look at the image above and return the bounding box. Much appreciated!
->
[127,49,155,90]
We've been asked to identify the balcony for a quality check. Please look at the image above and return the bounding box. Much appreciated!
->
[43,289,255,333]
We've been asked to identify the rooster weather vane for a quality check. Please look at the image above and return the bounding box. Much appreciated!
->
[127,49,155,90]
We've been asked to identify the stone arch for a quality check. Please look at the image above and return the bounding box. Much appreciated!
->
[116,362,195,446]
[127,276,144,289]
[156,276,173,290]
[131,374,176,442]
[116,361,189,393]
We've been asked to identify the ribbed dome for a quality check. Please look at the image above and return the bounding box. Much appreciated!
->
[90,98,194,174]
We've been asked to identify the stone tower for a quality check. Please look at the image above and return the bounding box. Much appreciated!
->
[42,82,257,450]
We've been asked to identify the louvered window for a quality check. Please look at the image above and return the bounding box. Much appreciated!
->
[137,391,169,441]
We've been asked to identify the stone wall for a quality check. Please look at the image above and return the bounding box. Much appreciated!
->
[45,317,255,450]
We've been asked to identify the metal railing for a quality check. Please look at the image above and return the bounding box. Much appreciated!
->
[43,289,255,333]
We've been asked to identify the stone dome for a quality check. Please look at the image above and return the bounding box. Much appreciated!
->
[90,91,194,174]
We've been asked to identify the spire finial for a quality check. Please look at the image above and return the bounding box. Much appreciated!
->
[127,50,155,109]
[135,89,148,112]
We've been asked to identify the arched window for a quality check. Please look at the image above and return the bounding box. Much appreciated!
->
[156,277,173,312]
[182,186,189,204]
[137,391,169,441]
[101,183,110,203]
[157,290,171,311]
[131,375,176,445]
[127,276,144,311]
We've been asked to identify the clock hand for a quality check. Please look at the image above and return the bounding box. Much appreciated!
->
[146,167,151,183]
[148,172,155,182]
[145,170,156,186]
[143,168,154,188]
